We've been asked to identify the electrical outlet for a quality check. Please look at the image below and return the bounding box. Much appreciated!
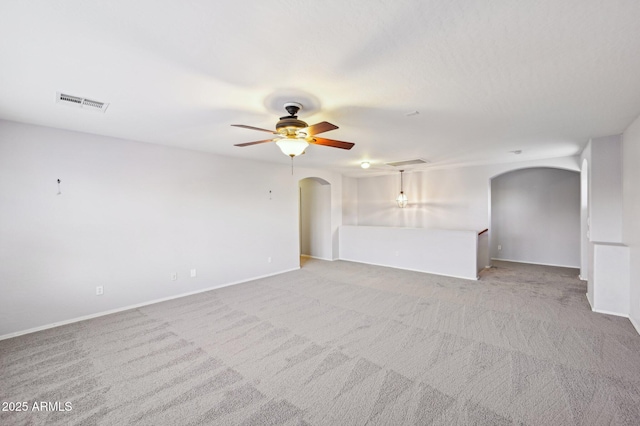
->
[190,269,197,278]
[395,251,399,256]
[498,245,502,251]
[96,286,103,296]
[171,273,177,281]
[268,257,272,263]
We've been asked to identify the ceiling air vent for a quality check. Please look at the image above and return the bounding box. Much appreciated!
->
[385,158,430,167]
[56,92,109,112]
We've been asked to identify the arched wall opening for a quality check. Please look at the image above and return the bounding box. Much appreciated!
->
[299,177,332,262]
[489,167,581,268]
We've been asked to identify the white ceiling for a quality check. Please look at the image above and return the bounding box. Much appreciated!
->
[2,1,640,176]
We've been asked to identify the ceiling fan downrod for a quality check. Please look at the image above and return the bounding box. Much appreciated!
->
[283,102,302,118]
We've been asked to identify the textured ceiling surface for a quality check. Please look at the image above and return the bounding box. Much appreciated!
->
[1,1,640,175]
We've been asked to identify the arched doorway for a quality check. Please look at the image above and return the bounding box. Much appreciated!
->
[490,167,580,268]
[299,177,332,264]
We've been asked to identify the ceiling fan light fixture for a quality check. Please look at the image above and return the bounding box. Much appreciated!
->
[276,138,309,157]
[232,102,355,155]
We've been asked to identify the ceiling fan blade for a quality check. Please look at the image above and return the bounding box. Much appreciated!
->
[231,124,278,134]
[306,121,339,135]
[310,137,355,150]
[234,139,276,147]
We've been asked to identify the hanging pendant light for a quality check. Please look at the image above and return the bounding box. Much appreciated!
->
[396,170,408,208]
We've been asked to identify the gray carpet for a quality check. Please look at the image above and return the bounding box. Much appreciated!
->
[1,259,640,425]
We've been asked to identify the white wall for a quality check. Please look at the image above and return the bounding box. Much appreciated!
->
[356,157,580,232]
[0,120,316,337]
[342,176,358,226]
[592,243,630,316]
[589,136,623,243]
[580,135,626,311]
[340,225,479,280]
[580,142,595,302]
[299,178,332,260]
[490,168,580,267]
[580,158,589,279]
[623,115,640,332]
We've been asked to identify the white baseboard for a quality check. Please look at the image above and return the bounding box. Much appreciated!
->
[491,258,580,269]
[0,267,300,341]
[586,292,594,311]
[339,258,478,281]
[630,315,640,336]
[300,254,334,261]
[591,308,629,318]
[586,293,637,327]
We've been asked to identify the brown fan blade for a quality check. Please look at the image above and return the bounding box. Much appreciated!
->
[306,121,339,135]
[310,137,355,150]
[231,124,278,134]
[234,139,276,147]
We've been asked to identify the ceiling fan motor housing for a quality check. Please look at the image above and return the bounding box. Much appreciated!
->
[276,102,307,136]
[276,117,309,136]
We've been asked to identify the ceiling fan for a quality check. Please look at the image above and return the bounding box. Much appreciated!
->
[232,102,355,158]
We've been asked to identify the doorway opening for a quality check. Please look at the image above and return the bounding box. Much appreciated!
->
[299,177,331,266]
[489,167,580,268]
